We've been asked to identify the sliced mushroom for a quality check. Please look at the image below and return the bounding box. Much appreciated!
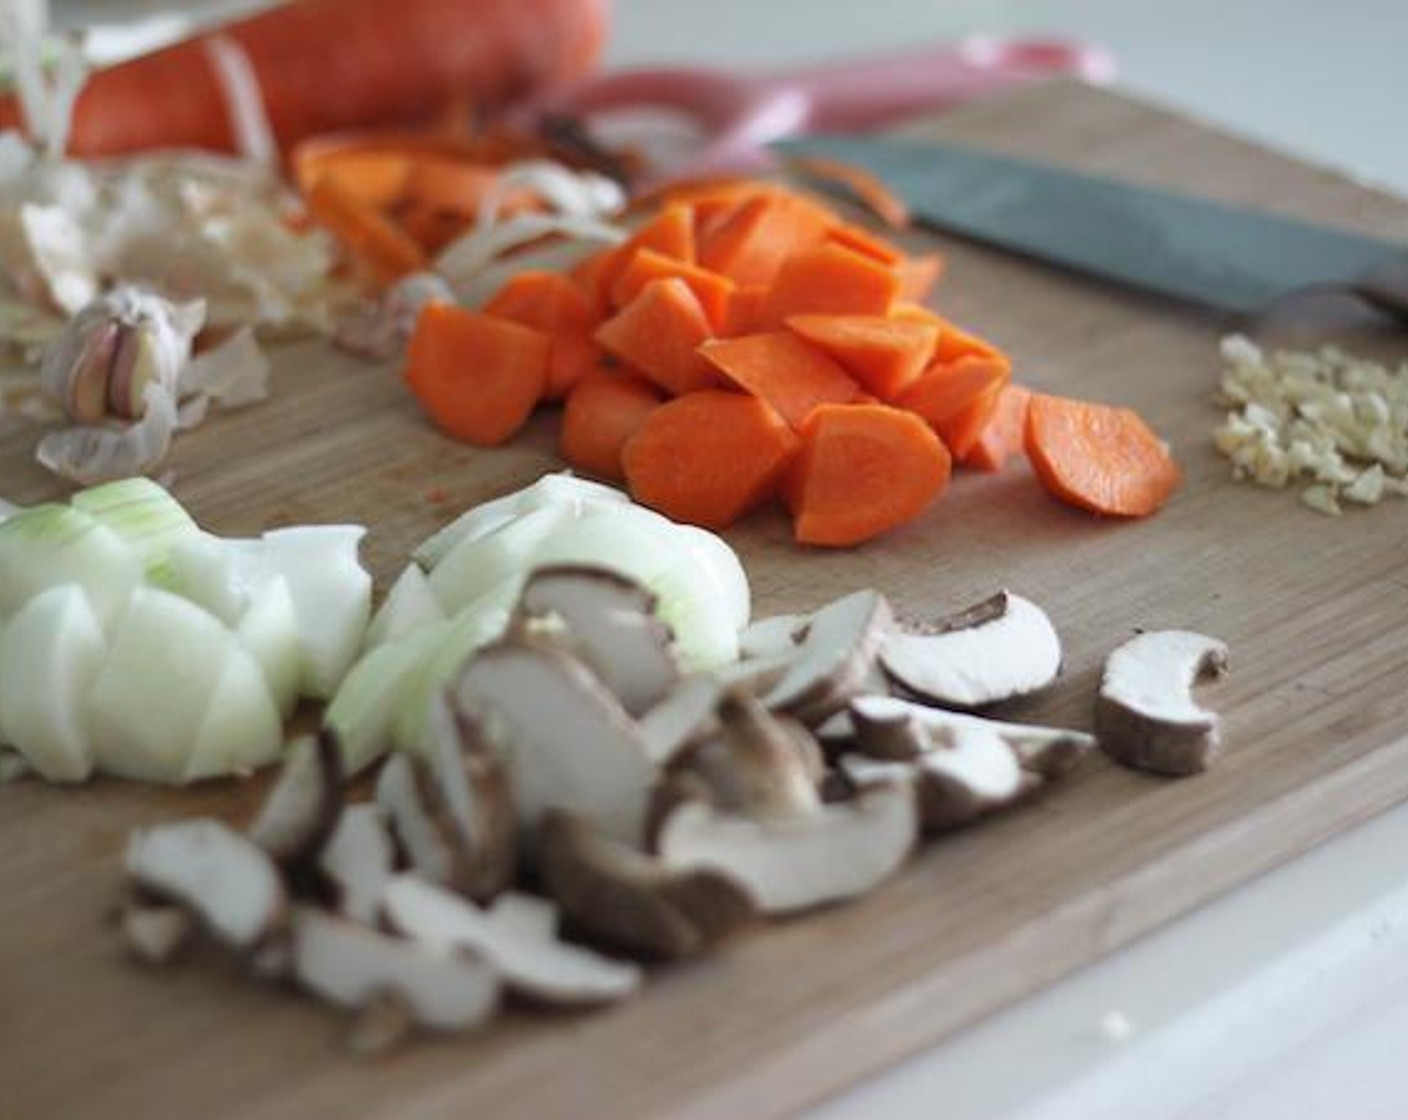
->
[515,565,679,716]
[713,650,795,696]
[375,753,464,887]
[247,731,343,867]
[738,613,806,659]
[125,819,285,950]
[289,906,500,1033]
[419,691,516,901]
[121,902,195,965]
[1096,630,1229,776]
[849,694,1095,775]
[840,720,1027,832]
[763,589,893,725]
[454,639,658,849]
[880,591,1062,709]
[536,809,754,961]
[714,689,822,820]
[382,874,641,1006]
[636,673,725,767]
[654,779,917,914]
[486,890,560,942]
[318,803,395,925]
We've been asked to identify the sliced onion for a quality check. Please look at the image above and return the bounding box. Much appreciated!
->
[0,502,143,628]
[364,563,446,651]
[70,476,200,581]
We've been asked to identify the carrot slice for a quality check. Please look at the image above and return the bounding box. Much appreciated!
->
[594,278,719,396]
[698,195,830,287]
[699,332,861,429]
[725,285,770,337]
[305,174,426,283]
[485,270,603,398]
[965,383,1032,472]
[785,155,912,229]
[560,373,664,481]
[404,303,548,446]
[622,390,800,528]
[1024,393,1182,516]
[570,247,622,317]
[610,248,736,330]
[402,157,541,221]
[783,403,951,547]
[396,202,471,255]
[825,222,904,266]
[897,355,1012,457]
[784,314,938,401]
[306,151,413,208]
[757,242,901,328]
[628,203,697,263]
[897,252,944,302]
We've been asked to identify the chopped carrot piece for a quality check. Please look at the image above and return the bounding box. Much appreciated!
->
[698,195,830,287]
[402,157,540,220]
[757,242,901,328]
[965,383,1032,472]
[307,151,413,208]
[784,314,938,401]
[396,202,470,255]
[1024,394,1182,516]
[560,373,664,481]
[622,390,800,528]
[897,252,944,302]
[306,174,426,283]
[485,270,603,398]
[404,303,548,446]
[825,222,904,265]
[785,155,911,229]
[627,203,697,263]
[725,285,770,337]
[783,403,951,547]
[897,355,1012,457]
[610,248,736,330]
[594,278,719,396]
[570,248,622,317]
[699,332,862,429]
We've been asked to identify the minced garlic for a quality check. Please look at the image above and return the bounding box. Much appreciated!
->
[1214,335,1408,513]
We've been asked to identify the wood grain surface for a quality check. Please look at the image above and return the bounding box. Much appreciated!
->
[5,81,1408,1120]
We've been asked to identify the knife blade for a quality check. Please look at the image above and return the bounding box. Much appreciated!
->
[774,134,1408,318]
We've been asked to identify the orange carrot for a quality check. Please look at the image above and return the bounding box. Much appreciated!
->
[2,0,611,157]
[610,248,736,331]
[783,403,951,547]
[402,158,542,221]
[627,204,698,264]
[593,278,719,397]
[825,221,904,266]
[698,195,830,287]
[305,175,427,283]
[404,303,548,446]
[725,285,771,337]
[785,155,912,229]
[622,390,800,528]
[569,248,622,317]
[699,332,862,430]
[965,383,1032,472]
[560,373,664,481]
[1024,394,1182,516]
[784,314,938,401]
[396,202,471,255]
[757,242,901,328]
[301,150,413,208]
[897,355,1012,457]
[484,270,602,398]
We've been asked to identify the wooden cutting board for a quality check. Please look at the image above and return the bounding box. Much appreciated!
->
[5,80,1408,1120]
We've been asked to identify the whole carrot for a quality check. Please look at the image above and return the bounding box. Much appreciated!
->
[0,0,609,157]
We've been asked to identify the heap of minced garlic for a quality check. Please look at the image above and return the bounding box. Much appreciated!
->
[1214,335,1408,514]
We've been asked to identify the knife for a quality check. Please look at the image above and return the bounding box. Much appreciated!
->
[773,134,1408,322]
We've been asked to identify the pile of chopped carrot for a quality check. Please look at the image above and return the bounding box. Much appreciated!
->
[402,180,1181,545]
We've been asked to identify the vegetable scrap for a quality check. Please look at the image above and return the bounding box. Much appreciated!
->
[1214,334,1408,514]
[386,179,1182,545]
[100,477,1228,1046]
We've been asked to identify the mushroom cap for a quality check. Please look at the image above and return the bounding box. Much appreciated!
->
[247,731,343,867]
[764,589,893,725]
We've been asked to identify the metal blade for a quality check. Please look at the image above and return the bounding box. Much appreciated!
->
[775,134,1408,314]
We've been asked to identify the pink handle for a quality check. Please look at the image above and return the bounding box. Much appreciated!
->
[778,36,1117,132]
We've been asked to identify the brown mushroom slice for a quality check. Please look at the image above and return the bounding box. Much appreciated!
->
[455,640,658,848]
[654,779,916,914]
[382,874,642,1006]
[418,691,517,901]
[125,819,285,950]
[715,689,822,820]
[375,753,463,887]
[840,720,1026,831]
[636,672,726,767]
[318,804,395,925]
[290,906,500,1032]
[763,589,893,725]
[1096,630,1229,776]
[122,902,196,965]
[738,613,806,659]
[536,809,754,961]
[516,565,679,716]
[880,591,1062,708]
[850,694,1095,774]
[713,650,794,696]
[247,731,343,867]
[487,890,560,941]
